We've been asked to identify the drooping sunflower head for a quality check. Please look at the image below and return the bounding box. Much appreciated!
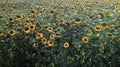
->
[8,29,16,36]
[63,42,69,48]
[47,40,54,47]
[41,38,47,45]
[82,36,89,43]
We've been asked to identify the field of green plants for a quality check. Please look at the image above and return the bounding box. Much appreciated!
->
[0,0,120,67]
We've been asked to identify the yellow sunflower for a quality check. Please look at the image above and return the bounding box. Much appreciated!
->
[0,16,4,20]
[111,23,117,28]
[118,10,120,14]
[16,29,22,33]
[9,18,14,24]
[56,34,62,38]
[100,23,108,29]
[75,0,79,2]
[16,15,22,20]
[47,40,54,47]
[63,42,69,48]
[24,27,30,33]
[82,36,89,43]
[74,18,82,24]
[30,9,35,14]
[36,32,43,40]
[114,5,119,9]
[8,30,16,36]
[0,31,3,36]
[74,45,81,49]
[107,33,113,38]
[42,6,46,11]
[50,10,55,15]
[47,27,53,32]
[41,38,47,45]
[50,34,55,39]
[94,26,101,32]
[29,24,36,31]
[33,42,38,47]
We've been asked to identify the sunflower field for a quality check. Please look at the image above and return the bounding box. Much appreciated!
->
[0,0,120,67]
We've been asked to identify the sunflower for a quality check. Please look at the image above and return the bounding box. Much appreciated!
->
[74,45,81,49]
[8,30,16,36]
[32,42,38,47]
[16,29,22,33]
[114,5,119,9]
[2,8,6,12]
[29,24,36,30]
[47,27,53,32]
[16,15,22,20]
[36,32,43,40]
[74,18,82,24]
[35,23,41,27]
[9,18,14,24]
[71,7,75,10]
[30,9,35,14]
[100,40,106,45]
[107,33,113,38]
[52,21,57,26]
[41,38,47,45]
[0,16,4,20]
[82,36,89,43]
[98,13,103,18]
[111,23,117,28]
[0,31,3,36]
[50,10,55,15]
[50,34,55,39]
[43,26,48,31]
[75,0,79,2]
[63,42,69,48]
[56,34,62,38]
[24,27,30,33]
[118,10,120,14]
[42,6,46,11]
[94,26,101,32]
[100,23,108,29]
[47,40,54,47]
[25,20,30,24]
